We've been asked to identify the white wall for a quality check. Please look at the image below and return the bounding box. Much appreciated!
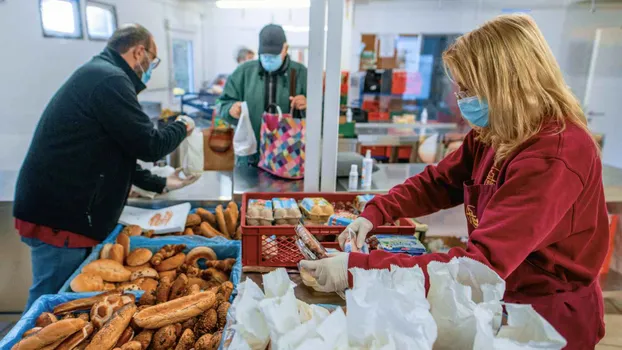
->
[0,0,203,170]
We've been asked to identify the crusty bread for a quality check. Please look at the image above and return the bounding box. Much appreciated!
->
[116,233,130,258]
[158,270,177,281]
[71,273,104,293]
[124,263,150,273]
[139,278,158,294]
[100,244,114,259]
[126,248,153,267]
[82,259,131,282]
[53,291,122,315]
[109,244,125,265]
[130,267,159,281]
[124,225,142,237]
[55,322,93,350]
[185,247,217,267]
[12,318,86,350]
[132,291,216,329]
[154,253,186,272]
[86,303,136,350]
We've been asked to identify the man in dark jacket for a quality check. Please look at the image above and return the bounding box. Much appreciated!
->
[14,24,193,309]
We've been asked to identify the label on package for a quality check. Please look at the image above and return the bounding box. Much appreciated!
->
[375,235,426,255]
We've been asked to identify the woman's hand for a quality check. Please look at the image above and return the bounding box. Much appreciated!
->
[338,217,373,250]
[289,95,307,110]
[164,168,199,192]
[299,253,349,293]
[229,102,243,119]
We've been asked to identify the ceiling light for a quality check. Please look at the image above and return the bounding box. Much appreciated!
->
[215,0,310,9]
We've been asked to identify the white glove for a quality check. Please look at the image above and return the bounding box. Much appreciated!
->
[176,115,195,135]
[338,217,373,251]
[299,253,349,293]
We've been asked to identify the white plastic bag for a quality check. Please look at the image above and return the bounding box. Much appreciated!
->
[233,102,257,156]
[473,302,567,350]
[180,128,204,176]
[427,257,506,350]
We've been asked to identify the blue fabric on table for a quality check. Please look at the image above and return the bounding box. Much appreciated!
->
[58,236,242,299]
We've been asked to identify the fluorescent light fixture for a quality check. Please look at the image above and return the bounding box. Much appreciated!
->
[216,0,310,9]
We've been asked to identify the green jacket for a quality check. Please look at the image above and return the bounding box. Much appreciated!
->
[219,56,307,150]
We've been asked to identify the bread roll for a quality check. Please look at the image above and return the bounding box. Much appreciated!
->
[185,247,217,267]
[120,341,142,350]
[196,208,216,225]
[100,243,114,259]
[86,303,136,350]
[12,318,86,350]
[139,278,158,294]
[55,322,93,350]
[185,214,201,227]
[90,294,128,329]
[109,244,125,265]
[124,263,150,273]
[152,325,178,350]
[133,330,153,350]
[158,270,177,281]
[114,326,134,347]
[116,282,141,292]
[82,259,131,282]
[123,225,142,237]
[154,253,186,272]
[53,291,121,315]
[116,233,130,258]
[174,328,195,350]
[126,248,153,267]
[35,312,57,328]
[132,291,216,329]
[130,267,159,281]
[71,273,104,292]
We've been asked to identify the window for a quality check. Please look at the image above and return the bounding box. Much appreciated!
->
[172,39,195,93]
[40,0,82,39]
[86,1,117,40]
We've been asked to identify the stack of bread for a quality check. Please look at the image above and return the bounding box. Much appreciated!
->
[136,202,241,240]
[12,288,231,350]
[70,242,236,302]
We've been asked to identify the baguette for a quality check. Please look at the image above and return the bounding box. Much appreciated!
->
[132,291,216,329]
[54,291,122,315]
[86,303,137,350]
[56,322,94,350]
[12,318,86,350]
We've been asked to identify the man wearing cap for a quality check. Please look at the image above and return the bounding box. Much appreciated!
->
[219,24,307,166]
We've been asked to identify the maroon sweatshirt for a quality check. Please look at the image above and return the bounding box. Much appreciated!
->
[351,122,608,349]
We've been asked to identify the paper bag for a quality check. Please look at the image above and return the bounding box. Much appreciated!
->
[180,128,204,176]
[427,257,506,350]
[473,302,567,350]
[231,279,270,349]
[203,126,234,171]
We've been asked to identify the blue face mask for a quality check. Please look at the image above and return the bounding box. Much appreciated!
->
[139,61,155,84]
[260,54,283,72]
[457,96,489,127]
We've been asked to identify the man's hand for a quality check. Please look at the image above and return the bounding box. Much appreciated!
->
[338,217,374,251]
[164,168,200,192]
[229,102,243,119]
[175,115,195,136]
[289,95,307,110]
[299,253,349,293]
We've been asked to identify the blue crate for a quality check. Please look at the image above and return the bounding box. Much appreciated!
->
[59,237,242,299]
[0,292,140,349]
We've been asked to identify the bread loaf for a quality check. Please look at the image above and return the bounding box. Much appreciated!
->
[53,291,121,315]
[86,303,136,350]
[109,244,125,265]
[12,318,86,350]
[130,267,159,281]
[100,243,113,259]
[120,341,142,350]
[114,326,134,348]
[123,225,142,237]
[126,248,153,267]
[158,270,177,281]
[90,294,128,329]
[154,253,186,272]
[82,259,131,282]
[55,322,93,350]
[132,291,216,329]
[71,273,104,292]
[124,263,150,273]
[116,233,130,258]
[35,312,57,328]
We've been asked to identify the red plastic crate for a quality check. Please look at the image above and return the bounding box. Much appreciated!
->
[368,112,390,121]
[361,146,387,157]
[241,192,417,267]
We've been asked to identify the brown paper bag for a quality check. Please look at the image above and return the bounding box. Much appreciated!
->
[203,126,234,171]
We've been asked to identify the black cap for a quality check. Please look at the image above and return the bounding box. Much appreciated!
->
[258,24,287,55]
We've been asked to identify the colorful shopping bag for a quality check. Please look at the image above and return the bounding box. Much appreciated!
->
[258,105,306,179]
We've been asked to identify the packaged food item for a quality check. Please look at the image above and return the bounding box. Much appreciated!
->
[294,224,328,259]
[246,199,273,226]
[332,201,357,214]
[343,227,369,254]
[354,194,375,212]
[272,198,303,225]
[370,235,426,256]
[299,198,334,223]
[327,211,359,227]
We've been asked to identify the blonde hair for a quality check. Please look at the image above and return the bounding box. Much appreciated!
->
[443,14,596,162]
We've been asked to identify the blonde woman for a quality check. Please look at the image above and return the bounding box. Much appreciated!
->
[301,14,607,349]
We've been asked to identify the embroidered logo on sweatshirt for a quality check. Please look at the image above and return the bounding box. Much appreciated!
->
[484,166,499,185]
[466,205,479,228]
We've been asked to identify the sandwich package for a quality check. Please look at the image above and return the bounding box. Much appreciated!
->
[327,211,359,227]
[294,224,328,260]
[367,234,427,256]
[272,198,303,225]
[299,198,335,225]
[246,199,274,226]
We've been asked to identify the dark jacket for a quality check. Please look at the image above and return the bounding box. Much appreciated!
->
[133,164,167,193]
[219,56,307,148]
[14,48,186,242]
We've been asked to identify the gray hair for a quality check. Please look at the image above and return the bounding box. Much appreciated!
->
[107,24,152,54]
[236,47,255,63]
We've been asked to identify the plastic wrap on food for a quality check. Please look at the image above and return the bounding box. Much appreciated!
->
[299,198,335,223]
[294,224,328,259]
[272,198,303,225]
[327,211,359,227]
[246,199,273,226]
[331,201,357,214]
[344,228,369,254]
[373,235,427,256]
[354,194,375,212]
